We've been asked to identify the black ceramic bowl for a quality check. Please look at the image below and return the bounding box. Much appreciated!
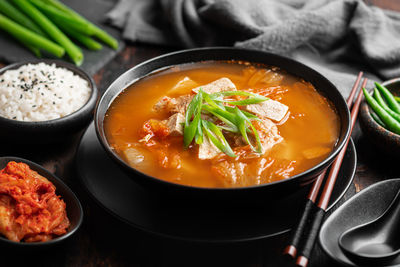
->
[359,78,400,155]
[0,60,98,144]
[0,156,83,247]
[95,47,351,200]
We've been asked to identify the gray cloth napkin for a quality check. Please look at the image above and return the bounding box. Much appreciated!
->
[106,0,400,96]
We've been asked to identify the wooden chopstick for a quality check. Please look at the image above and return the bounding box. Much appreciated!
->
[282,71,364,259]
[295,77,368,267]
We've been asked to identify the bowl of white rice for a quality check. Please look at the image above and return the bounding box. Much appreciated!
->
[0,60,97,143]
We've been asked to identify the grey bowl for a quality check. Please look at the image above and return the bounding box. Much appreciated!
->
[359,78,400,155]
[0,156,83,247]
[0,59,98,144]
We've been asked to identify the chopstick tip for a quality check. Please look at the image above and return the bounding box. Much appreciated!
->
[296,256,309,267]
[282,245,297,258]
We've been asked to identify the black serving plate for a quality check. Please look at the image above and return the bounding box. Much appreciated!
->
[320,179,400,266]
[76,123,356,243]
[0,156,83,247]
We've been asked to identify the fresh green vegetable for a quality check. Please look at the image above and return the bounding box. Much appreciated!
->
[183,90,267,156]
[41,0,118,49]
[375,82,400,114]
[12,0,83,65]
[395,96,400,103]
[210,90,268,105]
[370,110,386,127]
[0,13,64,57]
[373,88,400,122]
[233,106,263,153]
[184,90,203,148]
[0,0,44,35]
[225,106,261,121]
[21,41,41,57]
[50,16,102,50]
[0,0,45,56]
[363,87,400,134]
[29,0,95,35]
[202,120,236,157]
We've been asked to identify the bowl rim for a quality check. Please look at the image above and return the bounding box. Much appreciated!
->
[0,156,84,246]
[361,79,400,137]
[0,59,97,125]
[95,47,351,192]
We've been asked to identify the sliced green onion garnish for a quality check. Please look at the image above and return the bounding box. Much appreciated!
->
[210,91,268,105]
[224,106,261,121]
[183,89,267,156]
[233,107,263,153]
[184,90,203,147]
[202,120,236,157]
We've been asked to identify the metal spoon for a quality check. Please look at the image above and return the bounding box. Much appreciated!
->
[338,188,400,264]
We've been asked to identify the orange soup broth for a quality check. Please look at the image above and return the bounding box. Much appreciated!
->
[104,61,340,188]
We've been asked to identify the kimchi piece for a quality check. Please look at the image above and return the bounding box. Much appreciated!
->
[0,161,70,242]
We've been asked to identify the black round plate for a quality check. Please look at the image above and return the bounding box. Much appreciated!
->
[76,123,356,243]
[320,178,400,266]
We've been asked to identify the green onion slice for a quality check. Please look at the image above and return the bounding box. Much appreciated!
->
[202,120,236,157]
[210,91,268,105]
[233,107,263,153]
[184,90,203,147]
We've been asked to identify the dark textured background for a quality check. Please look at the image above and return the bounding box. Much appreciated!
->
[0,0,124,75]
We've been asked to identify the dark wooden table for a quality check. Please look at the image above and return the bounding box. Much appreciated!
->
[1,1,399,266]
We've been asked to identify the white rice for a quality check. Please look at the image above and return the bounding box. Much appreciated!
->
[0,63,91,122]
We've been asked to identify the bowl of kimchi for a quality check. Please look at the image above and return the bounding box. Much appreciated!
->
[94,47,351,201]
[0,156,83,246]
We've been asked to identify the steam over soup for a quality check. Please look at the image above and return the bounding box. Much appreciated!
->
[104,61,340,188]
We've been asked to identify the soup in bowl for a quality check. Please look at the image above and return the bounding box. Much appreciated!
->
[95,48,350,198]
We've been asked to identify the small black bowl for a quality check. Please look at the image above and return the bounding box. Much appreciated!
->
[0,60,98,144]
[0,156,83,247]
[95,47,351,201]
[359,78,400,155]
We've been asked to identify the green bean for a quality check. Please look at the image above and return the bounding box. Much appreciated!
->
[394,96,400,103]
[370,110,386,127]
[363,87,400,134]
[12,0,83,65]
[14,35,41,57]
[0,14,64,57]
[0,0,44,56]
[50,16,102,50]
[0,0,45,35]
[41,0,118,49]
[375,82,400,114]
[29,0,95,35]
[373,88,400,122]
